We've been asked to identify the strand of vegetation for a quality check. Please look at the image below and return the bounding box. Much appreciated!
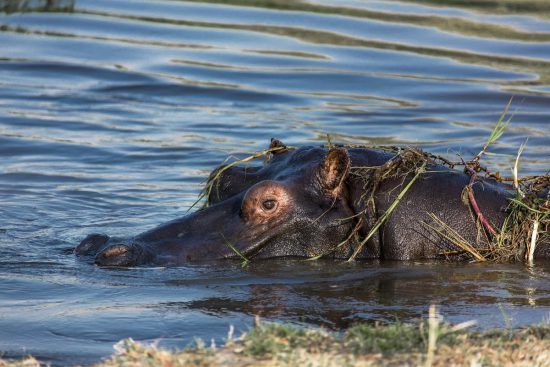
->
[348,160,427,261]
[189,144,294,211]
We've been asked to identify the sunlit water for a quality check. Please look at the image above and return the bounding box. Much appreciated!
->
[1,0,549,365]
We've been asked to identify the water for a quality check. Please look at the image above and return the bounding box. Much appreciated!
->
[1,0,549,365]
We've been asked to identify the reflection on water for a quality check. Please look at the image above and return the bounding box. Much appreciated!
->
[1,0,74,14]
[0,0,549,365]
[181,260,550,328]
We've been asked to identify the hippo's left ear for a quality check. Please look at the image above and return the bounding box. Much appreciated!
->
[319,147,350,194]
[268,138,288,154]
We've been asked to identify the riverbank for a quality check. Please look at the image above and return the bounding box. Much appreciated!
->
[3,317,549,367]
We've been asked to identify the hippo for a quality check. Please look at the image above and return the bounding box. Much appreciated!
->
[75,139,549,266]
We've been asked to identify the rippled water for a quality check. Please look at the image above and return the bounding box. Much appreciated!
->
[1,0,549,365]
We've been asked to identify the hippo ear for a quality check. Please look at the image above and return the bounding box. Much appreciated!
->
[268,138,288,154]
[319,147,350,193]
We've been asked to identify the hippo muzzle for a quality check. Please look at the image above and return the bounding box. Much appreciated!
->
[76,234,150,267]
[73,146,370,266]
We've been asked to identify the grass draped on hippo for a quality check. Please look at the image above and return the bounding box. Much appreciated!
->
[76,139,549,266]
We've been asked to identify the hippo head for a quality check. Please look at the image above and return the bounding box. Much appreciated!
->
[76,140,362,266]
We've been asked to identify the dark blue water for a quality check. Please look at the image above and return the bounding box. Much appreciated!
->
[1,0,549,365]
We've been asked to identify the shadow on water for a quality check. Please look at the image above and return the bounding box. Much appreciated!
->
[0,0,549,365]
[177,260,550,327]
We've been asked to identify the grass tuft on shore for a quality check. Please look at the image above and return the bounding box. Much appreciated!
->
[2,319,549,367]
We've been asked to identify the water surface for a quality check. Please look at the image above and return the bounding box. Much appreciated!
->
[1,0,549,365]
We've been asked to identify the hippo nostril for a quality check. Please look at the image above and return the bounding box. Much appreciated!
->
[75,234,110,256]
[95,243,142,267]
[100,244,129,258]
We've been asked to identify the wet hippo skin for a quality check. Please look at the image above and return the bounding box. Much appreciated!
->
[75,140,549,266]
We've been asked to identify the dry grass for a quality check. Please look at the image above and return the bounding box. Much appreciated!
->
[2,317,549,367]
[0,357,41,367]
[423,213,488,262]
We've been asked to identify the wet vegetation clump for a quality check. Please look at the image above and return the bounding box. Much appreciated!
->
[351,138,548,264]
[413,102,549,263]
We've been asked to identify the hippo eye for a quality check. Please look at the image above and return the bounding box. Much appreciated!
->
[261,199,277,211]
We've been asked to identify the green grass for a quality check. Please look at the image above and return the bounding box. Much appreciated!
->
[3,319,549,367]
[343,322,427,354]
[243,322,334,357]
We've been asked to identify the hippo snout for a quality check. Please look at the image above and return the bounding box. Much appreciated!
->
[76,234,149,267]
[95,243,143,267]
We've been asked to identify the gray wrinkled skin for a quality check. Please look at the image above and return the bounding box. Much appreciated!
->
[75,142,549,266]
